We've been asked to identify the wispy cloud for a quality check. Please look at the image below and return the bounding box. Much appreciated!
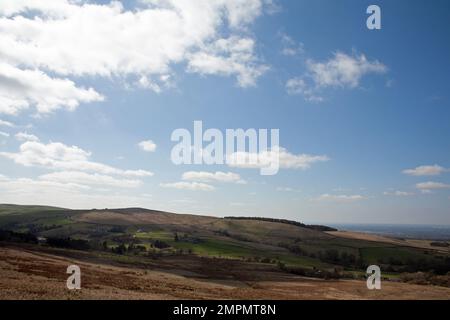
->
[276,186,301,192]
[383,190,414,197]
[416,181,450,193]
[40,171,142,188]
[0,119,14,127]
[313,193,367,203]
[279,32,304,56]
[0,175,155,209]
[182,171,246,184]
[403,164,448,176]
[286,78,323,102]
[15,132,39,142]
[227,147,329,170]
[160,181,215,191]
[138,140,157,152]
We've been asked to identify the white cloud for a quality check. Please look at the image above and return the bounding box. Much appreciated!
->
[279,33,304,56]
[307,52,387,88]
[0,0,270,115]
[39,171,142,188]
[15,131,39,142]
[0,1,74,17]
[286,77,323,102]
[416,181,450,192]
[187,36,269,87]
[0,63,103,115]
[136,76,162,94]
[182,171,245,184]
[0,119,14,127]
[0,175,91,193]
[403,165,448,176]
[276,186,300,192]
[282,48,299,57]
[314,194,366,203]
[227,147,329,170]
[160,181,215,191]
[138,140,157,152]
[0,175,155,209]
[0,131,9,137]
[383,190,414,197]
[0,140,154,177]
[287,51,387,101]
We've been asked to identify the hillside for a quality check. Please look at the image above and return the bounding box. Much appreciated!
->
[0,204,449,299]
[1,245,449,300]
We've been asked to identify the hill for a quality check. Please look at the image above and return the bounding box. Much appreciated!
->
[0,204,449,299]
[1,245,449,300]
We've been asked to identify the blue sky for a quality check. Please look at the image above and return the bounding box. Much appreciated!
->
[0,0,449,224]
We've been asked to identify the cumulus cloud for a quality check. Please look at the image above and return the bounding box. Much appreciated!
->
[314,194,366,203]
[307,52,387,88]
[138,140,157,152]
[403,165,448,176]
[15,131,39,142]
[160,181,215,191]
[287,51,387,101]
[182,171,245,184]
[0,63,103,115]
[0,0,270,115]
[187,36,269,87]
[0,140,154,177]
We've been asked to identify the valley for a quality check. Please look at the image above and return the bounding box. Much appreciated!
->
[0,204,449,299]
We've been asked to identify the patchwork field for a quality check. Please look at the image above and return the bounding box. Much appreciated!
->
[328,231,450,254]
[0,204,449,299]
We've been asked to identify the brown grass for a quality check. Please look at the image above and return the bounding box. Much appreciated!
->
[75,209,218,226]
[1,245,449,300]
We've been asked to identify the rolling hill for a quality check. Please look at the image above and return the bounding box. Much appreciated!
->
[0,204,448,271]
[0,203,449,299]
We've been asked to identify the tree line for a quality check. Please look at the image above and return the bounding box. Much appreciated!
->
[224,217,337,231]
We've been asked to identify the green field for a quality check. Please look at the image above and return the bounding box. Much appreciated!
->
[1,204,448,277]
